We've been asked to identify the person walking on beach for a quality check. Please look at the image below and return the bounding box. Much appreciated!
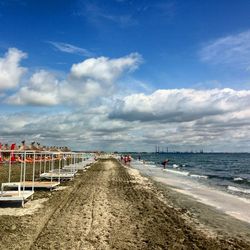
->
[127,155,131,166]
[161,159,169,169]
[123,155,128,165]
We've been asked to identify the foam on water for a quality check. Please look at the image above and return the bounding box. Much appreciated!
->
[234,177,244,181]
[189,174,208,179]
[228,186,250,194]
[163,169,189,176]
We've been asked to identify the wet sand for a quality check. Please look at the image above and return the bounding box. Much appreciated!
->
[0,158,249,249]
[132,161,250,224]
[156,175,250,223]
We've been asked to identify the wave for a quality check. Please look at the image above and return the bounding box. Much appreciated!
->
[163,169,190,176]
[207,174,239,181]
[234,177,243,181]
[179,164,192,168]
[189,174,208,179]
[163,167,208,179]
[227,186,250,194]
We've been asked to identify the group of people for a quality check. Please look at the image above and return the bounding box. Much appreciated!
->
[120,154,169,169]
[120,155,132,165]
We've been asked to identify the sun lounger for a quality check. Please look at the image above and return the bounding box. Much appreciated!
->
[0,183,34,207]
[40,172,75,180]
[2,181,60,190]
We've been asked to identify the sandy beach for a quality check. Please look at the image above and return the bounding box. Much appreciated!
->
[0,158,249,249]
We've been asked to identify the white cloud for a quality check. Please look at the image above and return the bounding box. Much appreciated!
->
[110,88,250,122]
[6,52,142,106]
[200,30,250,70]
[29,70,59,92]
[0,110,133,150]
[0,48,27,90]
[7,70,60,106]
[70,53,142,82]
[2,105,250,152]
[60,53,142,105]
[1,47,250,151]
[48,41,94,57]
[59,78,105,106]
[1,94,250,152]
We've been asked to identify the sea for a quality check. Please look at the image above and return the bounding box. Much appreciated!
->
[129,153,250,199]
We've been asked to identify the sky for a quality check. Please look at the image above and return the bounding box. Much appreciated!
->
[0,0,250,152]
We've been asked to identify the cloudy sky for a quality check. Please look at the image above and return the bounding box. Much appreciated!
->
[0,0,250,152]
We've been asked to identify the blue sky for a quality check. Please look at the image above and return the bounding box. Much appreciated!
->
[2,0,250,88]
[1,0,250,151]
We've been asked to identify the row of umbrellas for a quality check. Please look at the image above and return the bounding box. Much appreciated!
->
[0,141,71,152]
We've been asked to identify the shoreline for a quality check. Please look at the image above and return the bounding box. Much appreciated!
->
[155,175,250,223]
[126,163,250,244]
[148,175,250,244]
[130,160,250,225]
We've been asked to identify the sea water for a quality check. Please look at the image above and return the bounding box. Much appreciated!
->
[129,153,250,199]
